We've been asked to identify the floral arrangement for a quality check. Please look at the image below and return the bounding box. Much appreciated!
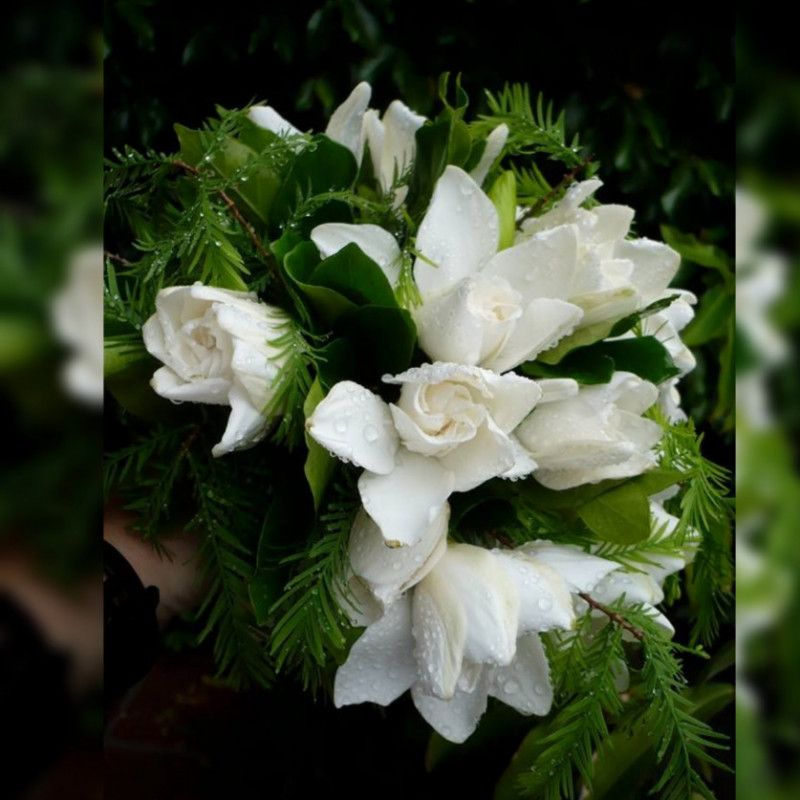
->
[105,77,732,798]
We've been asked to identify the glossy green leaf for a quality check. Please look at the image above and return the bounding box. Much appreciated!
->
[303,377,336,510]
[488,171,517,250]
[660,224,733,275]
[577,481,652,543]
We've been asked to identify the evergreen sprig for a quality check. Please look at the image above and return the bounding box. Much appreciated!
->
[625,606,730,800]
[188,451,274,689]
[654,413,734,644]
[268,485,358,692]
[476,83,584,167]
[520,619,625,799]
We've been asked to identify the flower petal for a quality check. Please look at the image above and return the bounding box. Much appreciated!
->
[334,595,417,707]
[359,450,455,546]
[411,679,489,743]
[413,283,489,367]
[493,550,575,634]
[150,365,230,405]
[378,100,426,190]
[484,224,579,302]
[212,382,268,457]
[248,105,301,137]
[311,222,402,286]
[480,371,543,433]
[614,238,681,306]
[591,204,635,243]
[414,166,499,299]
[483,298,584,373]
[414,543,519,691]
[536,378,579,404]
[470,124,508,186]
[349,505,449,607]
[307,381,398,474]
[519,541,619,593]
[324,82,371,163]
[438,418,517,492]
[489,634,553,715]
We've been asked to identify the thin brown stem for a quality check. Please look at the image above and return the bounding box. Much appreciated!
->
[578,592,645,641]
[104,250,135,267]
[171,158,288,297]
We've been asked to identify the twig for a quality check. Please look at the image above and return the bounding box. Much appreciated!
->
[172,159,289,298]
[578,592,645,641]
[172,159,271,259]
[516,153,595,228]
[105,250,135,267]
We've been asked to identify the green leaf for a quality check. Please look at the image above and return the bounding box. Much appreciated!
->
[271,134,357,229]
[522,351,615,384]
[406,116,451,219]
[683,285,733,346]
[249,572,282,626]
[631,468,683,497]
[303,378,336,510]
[537,310,635,365]
[608,293,682,338]
[283,241,399,326]
[334,305,417,380]
[488,171,517,250]
[660,224,733,275]
[526,336,680,385]
[577,481,651,544]
[174,123,280,223]
[310,242,397,308]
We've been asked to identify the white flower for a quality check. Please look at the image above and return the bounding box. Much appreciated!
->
[516,372,662,489]
[51,244,104,406]
[362,99,426,205]
[142,283,289,457]
[519,178,682,327]
[411,166,585,373]
[335,537,618,742]
[249,82,372,164]
[307,362,542,546]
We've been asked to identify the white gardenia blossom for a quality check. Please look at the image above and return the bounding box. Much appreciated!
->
[51,244,104,406]
[335,533,619,743]
[516,371,662,490]
[412,166,586,373]
[307,363,544,546]
[519,177,682,328]
[143,283,289,457]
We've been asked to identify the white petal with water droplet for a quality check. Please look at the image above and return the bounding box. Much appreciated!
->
[334,595,417,707]
[358,450,454,546]
[307,381,398,474]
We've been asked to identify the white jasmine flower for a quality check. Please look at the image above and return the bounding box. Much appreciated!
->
[335,539,618,743]
[516,372,662,489]
[51,244,104,406]
[307,363,542,546]
[142,283,289,456]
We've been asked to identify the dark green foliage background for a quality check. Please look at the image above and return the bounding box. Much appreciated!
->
[105,2,734,797]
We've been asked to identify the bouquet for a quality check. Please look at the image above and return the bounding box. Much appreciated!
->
[105,77,732,798]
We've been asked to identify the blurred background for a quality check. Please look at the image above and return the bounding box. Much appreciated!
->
[9,0,796,798]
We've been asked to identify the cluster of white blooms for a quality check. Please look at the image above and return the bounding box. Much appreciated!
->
[140,83,700,741]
